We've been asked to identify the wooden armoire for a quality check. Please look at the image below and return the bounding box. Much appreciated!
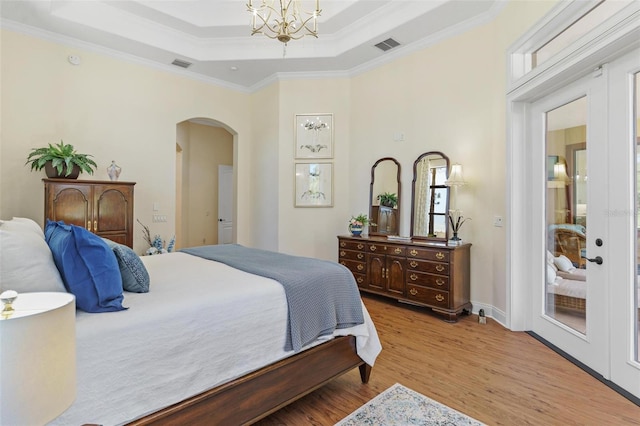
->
[43,179,135,248]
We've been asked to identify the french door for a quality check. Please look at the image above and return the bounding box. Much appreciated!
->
[529,47,640,398]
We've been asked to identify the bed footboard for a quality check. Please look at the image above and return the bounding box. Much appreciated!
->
[128,335,369,426]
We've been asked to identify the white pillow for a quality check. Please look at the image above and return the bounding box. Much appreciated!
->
[554,255,576,272]
[0,217,44,238]
[547,264,557,285]
[0,218,66,293]
[547,250,558,271]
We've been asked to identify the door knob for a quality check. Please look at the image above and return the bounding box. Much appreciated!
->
[586,256,603,265]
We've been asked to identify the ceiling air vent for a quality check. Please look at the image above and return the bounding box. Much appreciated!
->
[171,59,192,69]
[374,38,400,52]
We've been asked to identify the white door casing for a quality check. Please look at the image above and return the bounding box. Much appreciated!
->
[218,165,233,244]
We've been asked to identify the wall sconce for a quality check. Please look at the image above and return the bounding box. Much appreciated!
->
[0,291,76,424]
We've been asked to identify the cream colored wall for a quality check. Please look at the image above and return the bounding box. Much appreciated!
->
[0,29,252,254]
[250,83,280,251]
[276,78,351,259]
[184,123,233,247]
[349,0,556,314]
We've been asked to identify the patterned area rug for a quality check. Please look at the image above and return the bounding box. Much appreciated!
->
[335,383,485,426]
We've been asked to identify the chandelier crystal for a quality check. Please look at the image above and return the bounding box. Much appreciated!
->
[247,0,321,44]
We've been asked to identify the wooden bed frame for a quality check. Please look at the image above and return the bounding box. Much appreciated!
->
[129,335,371,425]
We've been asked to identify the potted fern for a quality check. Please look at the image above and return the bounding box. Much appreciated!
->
[26,140,97,179]
[377,192,398,208]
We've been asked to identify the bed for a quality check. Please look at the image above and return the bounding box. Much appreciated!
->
[0,218,382,425]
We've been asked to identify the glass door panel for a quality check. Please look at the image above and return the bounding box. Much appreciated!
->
[546,97,587,334]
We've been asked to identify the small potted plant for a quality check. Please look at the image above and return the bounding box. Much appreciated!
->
[377,192,398,208]
[349,214,373,236]
[26,140,97,179]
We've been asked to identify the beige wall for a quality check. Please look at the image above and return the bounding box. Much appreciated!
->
[0,29,252,254]
[0,0,557,318]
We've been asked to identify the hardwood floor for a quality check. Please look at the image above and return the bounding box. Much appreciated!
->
[256,294,640,425]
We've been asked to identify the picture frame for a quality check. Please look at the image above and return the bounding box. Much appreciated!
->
[547,155,559,180]
[294,162,333,207]
[295,113,333,159]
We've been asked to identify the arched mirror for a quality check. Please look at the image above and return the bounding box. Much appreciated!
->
[369,157,401,236]
[411,151,450,241]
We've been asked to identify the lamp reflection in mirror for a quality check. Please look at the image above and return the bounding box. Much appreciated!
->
[548,161,570,188]
[445,163,466,210]
[0,292,76,425]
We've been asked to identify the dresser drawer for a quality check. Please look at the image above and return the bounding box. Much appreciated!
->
[367,243,405,256]
[339,249,366,262]
[406,284,449,308]
[406,247,449,262]
[406,259,449,275]
[406,271,449,290]
[339,239,366,251]
[339,259,366,274]
[352,273,366,287]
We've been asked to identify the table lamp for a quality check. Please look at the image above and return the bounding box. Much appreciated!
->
[0,291,76,425]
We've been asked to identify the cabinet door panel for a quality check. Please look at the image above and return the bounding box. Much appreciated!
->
[48,185,91,229]
[386,256,405,295]
[367,254,385,290]
[94,186,132,233]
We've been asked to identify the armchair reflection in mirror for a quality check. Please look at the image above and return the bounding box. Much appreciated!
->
[411,152,450,241]
[369,158,401,236]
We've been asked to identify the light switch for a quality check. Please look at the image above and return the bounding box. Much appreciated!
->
[153,202,160,212]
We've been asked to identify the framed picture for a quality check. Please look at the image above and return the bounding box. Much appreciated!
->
[295,113,333,159]
[547,155,559,180]
[294,162,333,207]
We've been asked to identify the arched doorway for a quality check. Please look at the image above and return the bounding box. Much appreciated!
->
[175,118,235,249]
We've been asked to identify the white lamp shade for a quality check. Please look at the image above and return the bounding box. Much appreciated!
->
[0,292,76,425]
[445,164,466,186]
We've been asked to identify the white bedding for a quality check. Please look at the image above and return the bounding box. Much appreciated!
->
[50,252,381,426]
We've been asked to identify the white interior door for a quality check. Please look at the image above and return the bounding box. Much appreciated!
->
[530,48,640,398]
[217,165,233,244]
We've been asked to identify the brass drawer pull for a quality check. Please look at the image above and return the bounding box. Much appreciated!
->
[340,250,346,256]
[436,252,445,260]
[435,294,445,302]
[394,248,401,254]
[370,245,377,251]
[94,220,97,232]
[357,253,364,260]
[409,249,418,257]
[87,221,91,231]
[409,261,418,268]
[357,264,364,271]
[340,241,346,247]
[409,288,418,296]
[357,277,364,284]
[410,274,418,281]
[340,261,346,266]
[357,243,364,250]
[436,278,445,286]
[436,265,445,272]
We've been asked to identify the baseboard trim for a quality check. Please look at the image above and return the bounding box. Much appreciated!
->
[526,331,640,407]
[470,301,507,328]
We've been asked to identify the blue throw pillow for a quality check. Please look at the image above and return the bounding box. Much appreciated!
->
[45,220,126,313]
[102,238,150,293]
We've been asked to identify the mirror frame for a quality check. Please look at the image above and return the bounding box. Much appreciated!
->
[369,157,401,237]
[410,151,450,242]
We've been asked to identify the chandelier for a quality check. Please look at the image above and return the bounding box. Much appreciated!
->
[247,0,321,45]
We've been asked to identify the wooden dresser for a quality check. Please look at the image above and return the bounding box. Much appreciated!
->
[338,235,471,322]
[44,179,135,248]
